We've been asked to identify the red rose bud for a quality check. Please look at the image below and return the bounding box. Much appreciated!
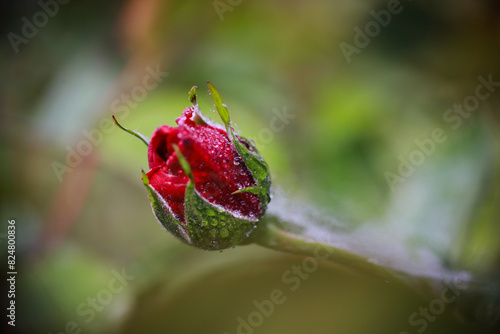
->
[116,84,271,250]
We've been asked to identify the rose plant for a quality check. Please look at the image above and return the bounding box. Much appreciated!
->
[113,83,500,331]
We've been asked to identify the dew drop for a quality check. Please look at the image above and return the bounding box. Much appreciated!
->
[220,228,229,238]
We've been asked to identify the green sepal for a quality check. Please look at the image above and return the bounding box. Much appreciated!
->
[172,144,193,180]
[189,86,198,106]
[207,82,232,136]
[188,86,207,125]
[184,180,258,251]
[141,170,191,244]
[113,115,150,146]
[206,83,271,211]
[231,186,261,195]
[231,136,271,209]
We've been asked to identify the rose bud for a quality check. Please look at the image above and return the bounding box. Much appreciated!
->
[114,83,271,250]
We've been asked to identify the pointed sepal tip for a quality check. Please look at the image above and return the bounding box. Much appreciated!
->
[112,115,150,147]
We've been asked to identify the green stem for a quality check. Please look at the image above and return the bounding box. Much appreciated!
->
[254,211,500,330]
[255,214,447,300]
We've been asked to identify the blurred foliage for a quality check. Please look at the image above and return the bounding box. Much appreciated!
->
[1,0,499,333]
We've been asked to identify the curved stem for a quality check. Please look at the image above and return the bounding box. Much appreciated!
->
[253,202,500,330]
[255,214,450,300]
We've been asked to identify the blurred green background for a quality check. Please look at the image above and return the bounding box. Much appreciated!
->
[1,0,500,333]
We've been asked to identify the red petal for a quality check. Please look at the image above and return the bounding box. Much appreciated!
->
[178,124,261,220]
[147,166,189,223]
[146,107,261,224]
[148,125,180,169]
